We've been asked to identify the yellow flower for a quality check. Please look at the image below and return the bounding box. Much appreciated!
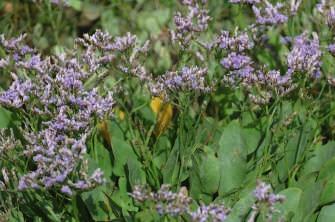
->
[118,109,125,121]
[97,120,111,148]
[150,97,173,136]
[150,97,163,114]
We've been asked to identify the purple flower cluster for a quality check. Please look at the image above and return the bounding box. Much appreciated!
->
[217,31,254,52]
[221,53,252,71]
[190,203,230,222]
[0,128,20,155]
[251,180,285,220]
[218,31,255,80]
[130,184,230,221]
[0,32,117,195]
[171,0,211,47]
[316,0,335,29]
[149,66,211,98]
[229,0,260,4]
[252,1,288,25]
[287,32,322,78]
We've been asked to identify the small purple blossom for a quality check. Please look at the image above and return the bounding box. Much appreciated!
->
[252,1,288,25]
[150,66,211,98]
[229,0,260,4]
[61,185,73,196]
[216,31,253,52]
[251,180,285,220]
[221,53,252,70]
[131,184,230,221]
[171,0,211,47]
[0,33,117,194]
[287,32,322,78]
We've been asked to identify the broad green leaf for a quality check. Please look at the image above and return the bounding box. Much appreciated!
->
[276,132,300,182]
[111,137,138,177]
[162,138,181,185]
[319,178,335,206]
[225,192,255,222]
[300,142,335,177]
[0,107,11,128]
[218,121,249,195]
[318,157,335,181]
[68,0,82,11]
[293,173,322,222]
[274,188,302,220]
[317,204,335,222]
[198,147,220,194]
[127,159,146,188]
[81,185,118,221]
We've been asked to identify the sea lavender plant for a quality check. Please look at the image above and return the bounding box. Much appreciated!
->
[171,0,211,48]
[287,32,322,78]
[76,29,151,82]
[149,66,212,99]
[248,181,285,221]
[130,184,230,221]
[0,128,20,156]
[190,203,230,222]
[229,0,260,4]
[216,30,254,52]
[0,33,117,195]
[252,1,288,26]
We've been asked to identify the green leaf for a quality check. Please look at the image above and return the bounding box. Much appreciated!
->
[0,107,12,128]
[68,0,82,11]
[318,204,335,222]
[127,159,146,188]
[198,147,220,194]
[162,138,181,185]
[300,142,335,177]
[319,178,335,206]
[225,192,255,222]
[111,137,138,177]
[293,173,322,222]
[274,188,302,220]
[318,157,335,181]
[218,121,249,195]
[81,185,119,221]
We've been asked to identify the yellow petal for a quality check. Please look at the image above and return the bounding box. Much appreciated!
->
[150,97,163,114]
[98,120,111,148]
[118,110,125,121]
[154,103,173,136]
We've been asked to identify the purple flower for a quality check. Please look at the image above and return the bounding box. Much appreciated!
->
[61,185,73,195]
[0,33,117,194]
[287,32,322,78]
[221,53,252,70]
[328,44,335,55]
[171,0,210,47]
[217,31,253,52]
[252,1,288,25]
[150,66,211,98]
[229,0,260,4]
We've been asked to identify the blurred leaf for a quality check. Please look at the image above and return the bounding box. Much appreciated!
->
[111,137,138,177]
[300,142,335,177]
[127,159,146,188]
[319,178,335,206]
[162,137,181,185]
[225,192,255,222]
[218,121,249,195]
[274,188,302,220]
[317,204,335,222]
[0,107,11,128]
[197,147,220,194]
[81,185,118,221]
[68,0,82,11]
